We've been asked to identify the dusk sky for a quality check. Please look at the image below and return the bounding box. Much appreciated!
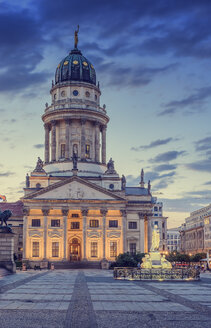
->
[1,0,211,228]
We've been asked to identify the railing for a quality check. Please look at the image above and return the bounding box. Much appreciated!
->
[113,267,200,280]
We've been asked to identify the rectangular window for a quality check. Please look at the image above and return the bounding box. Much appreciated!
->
[154,207,158,211]
[32,242,39,257]
[52,242,59,257]
[154,221,158,226]
[129,243,136,255]
[71,222,80,229]
[110,241,117,257]
[91,242,98,257]
[162,222,165,228]
[61,144,65,158]
[85,144,90,158]
[32,219,40,227]
[128,222,137,229]
[51,219,60,227]
[90,220,99,228]
[109,220,118,228]
[72,213,79,218]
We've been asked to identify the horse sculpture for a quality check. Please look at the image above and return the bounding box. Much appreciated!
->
[0,210,12,227]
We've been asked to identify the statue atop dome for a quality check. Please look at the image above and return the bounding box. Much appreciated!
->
[74,25,79,48]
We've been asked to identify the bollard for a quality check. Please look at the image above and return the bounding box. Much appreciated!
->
[51,263,54,270]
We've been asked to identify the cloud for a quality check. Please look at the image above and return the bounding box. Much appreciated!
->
[131,138,174,151]
[2,119,17,124]
[195,136,211,152]
[154,164,177,172]
[186,158,211,173]
[150,151,186,163]
[159,87,211,116]
[0,171,15,177]
[204,181,211,185]
[33,144,44,149]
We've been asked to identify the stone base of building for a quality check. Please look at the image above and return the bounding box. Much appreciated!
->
[0,232,16,273]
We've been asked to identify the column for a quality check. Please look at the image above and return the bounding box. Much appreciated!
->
[65,120,70,159]
[101,125,107,164]
[120,210,127,253]
[44,123,50,163]
[22,207,30,260]
[42,208,49,259]
[101,209,108,259]
[95,122,100,162]
[51,120,57,161]
[82,208,88,260]
[144,215,148,253]
[81,119,86,160]
[62,208,69,260]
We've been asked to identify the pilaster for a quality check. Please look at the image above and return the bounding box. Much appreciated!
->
[101,125,107,164]
[44,123,50,163]
[120,209,127,253]
[62,208,69,260]
[100,208,108,259]
[65,120,70,159]
[95,122,100,162]
[42,208,50,259]
[22,207,30,260]
[81,208,88,260]
[81,119,86,160]
[51,120,57,161]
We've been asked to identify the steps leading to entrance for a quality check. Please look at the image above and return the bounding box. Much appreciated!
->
[52,261,101,269]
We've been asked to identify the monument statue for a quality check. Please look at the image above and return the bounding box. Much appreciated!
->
[0,210,13,233]
[150,224,160,252]
[74,25,79,48]
[72,152,78,170]
[33,157,45,173]
[26,173,30,188]
[105,158,116,174]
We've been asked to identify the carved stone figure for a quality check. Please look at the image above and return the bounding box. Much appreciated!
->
[148,180,151,194]
[72,152,78,170]
[141,254,152,269]
[105,158,116,174]
[161,255,172,269]
[0,210,13,233]
[26,173,30,188]
[121,175,126,190]
[150,225,160,252]
[74,25,79,48]
[33,157,45,172]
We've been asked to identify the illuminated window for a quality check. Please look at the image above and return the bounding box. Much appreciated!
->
[72,213,79,218]
[128,222,137,229]
[32,219,40,227]
[51,219,60,227]
[110,241,117,257]
[52,242,59,257]
[129,243,136,255]
[90,220,99,228]
[85,144,90,158]
[61,144,65,158]
[71,222,80,229]
[109,220,118,228]
[32,242,39,257]
[91,242,98,257]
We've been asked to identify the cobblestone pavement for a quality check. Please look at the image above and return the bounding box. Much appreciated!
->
[0,269,211,327]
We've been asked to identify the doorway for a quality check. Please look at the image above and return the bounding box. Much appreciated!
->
[70,238,81,261]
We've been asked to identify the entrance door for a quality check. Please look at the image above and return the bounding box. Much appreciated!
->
[70,238,81,261]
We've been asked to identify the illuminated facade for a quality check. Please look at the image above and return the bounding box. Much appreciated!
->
[22,39,166,267]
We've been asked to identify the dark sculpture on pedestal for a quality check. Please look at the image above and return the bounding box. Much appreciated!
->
[33,157,45,173]
[0,210,13,233]
[105,158,117,174]
[72,152,78,170]
[121,175,126,190]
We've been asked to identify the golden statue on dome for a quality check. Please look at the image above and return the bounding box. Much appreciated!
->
[74,25,79,48]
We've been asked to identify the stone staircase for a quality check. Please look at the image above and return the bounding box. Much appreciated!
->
[52,261,101,269]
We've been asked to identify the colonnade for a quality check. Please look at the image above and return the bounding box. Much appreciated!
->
[44,120,107,164]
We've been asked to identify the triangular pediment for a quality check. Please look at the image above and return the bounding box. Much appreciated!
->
[24,176,125,201]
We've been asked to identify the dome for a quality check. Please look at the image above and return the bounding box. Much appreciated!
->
[55,48,96,85]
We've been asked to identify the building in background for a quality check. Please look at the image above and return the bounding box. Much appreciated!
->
[167,228,180,252]
[180,204,211,254]
[20,36,166,268]
[0,201,23,260]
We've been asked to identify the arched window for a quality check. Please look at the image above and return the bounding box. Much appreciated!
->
[85,144,90,158]
[36,183,41,189]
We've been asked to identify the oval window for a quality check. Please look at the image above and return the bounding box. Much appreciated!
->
[73,90,79,96]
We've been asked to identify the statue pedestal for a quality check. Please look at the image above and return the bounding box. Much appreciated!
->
[0,232,16,273]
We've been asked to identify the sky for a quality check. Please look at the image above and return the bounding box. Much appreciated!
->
[0,0,211,228]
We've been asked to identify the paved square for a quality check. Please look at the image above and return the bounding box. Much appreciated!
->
[0,269,211,327]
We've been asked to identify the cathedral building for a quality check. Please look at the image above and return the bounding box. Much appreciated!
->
[21,34,167,268]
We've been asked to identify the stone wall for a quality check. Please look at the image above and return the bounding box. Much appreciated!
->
[0,232,16,272]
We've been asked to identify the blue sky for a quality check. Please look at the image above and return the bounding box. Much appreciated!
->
[1,0,211,227]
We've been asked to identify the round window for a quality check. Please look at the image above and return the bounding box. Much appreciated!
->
[109,184,114,190]
[61,91,66,97]
[73,90,79,96]
[85,91,90,98]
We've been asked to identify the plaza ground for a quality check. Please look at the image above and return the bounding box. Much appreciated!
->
[0,269,211,327]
